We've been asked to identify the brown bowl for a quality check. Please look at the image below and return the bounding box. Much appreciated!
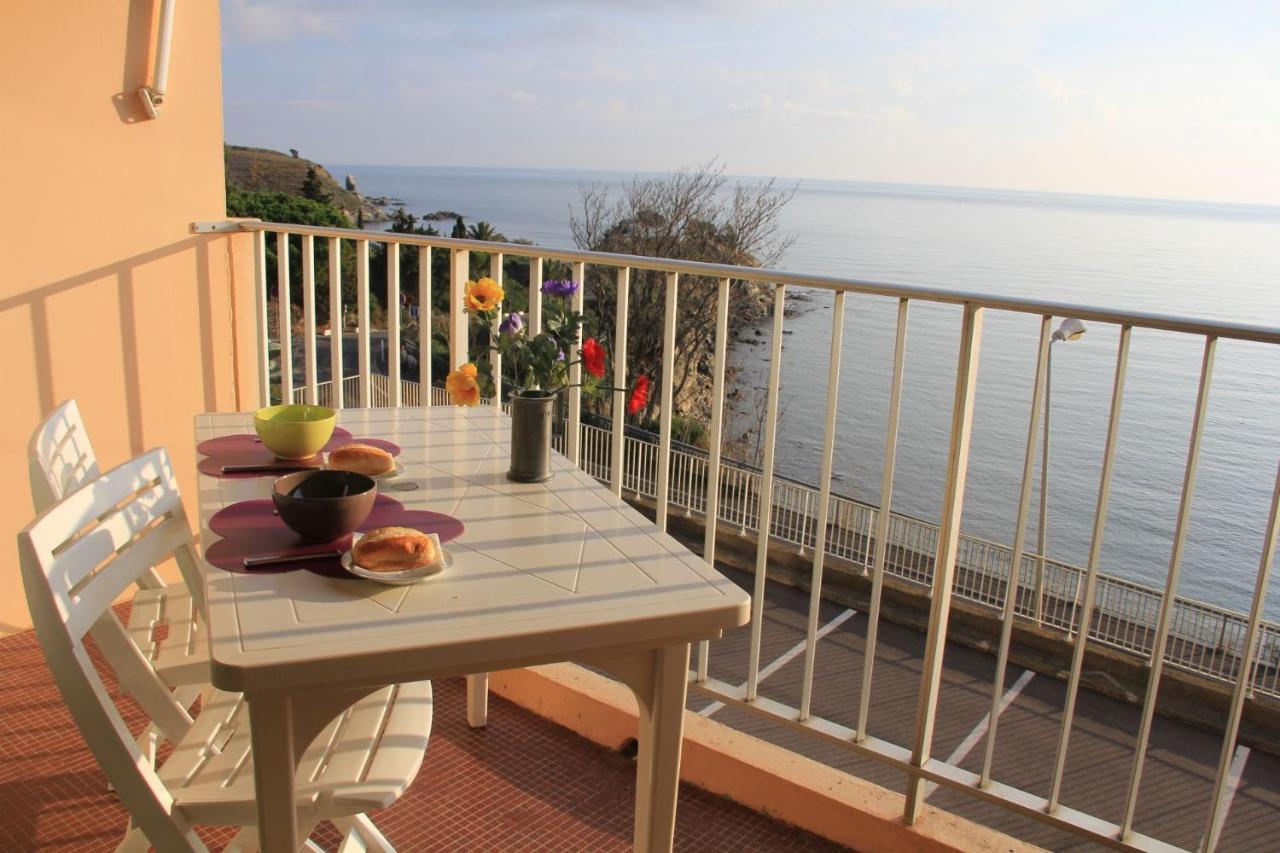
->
[272,470,377,542]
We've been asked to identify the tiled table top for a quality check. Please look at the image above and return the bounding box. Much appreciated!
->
[196,406,750,693]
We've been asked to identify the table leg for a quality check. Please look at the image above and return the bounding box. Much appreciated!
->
[633,643,691,852]
[247,691,300,853]
[466,672,489,727]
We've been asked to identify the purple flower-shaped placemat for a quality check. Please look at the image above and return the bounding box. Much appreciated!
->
[196,427,355,457]
[204,495,465,575]
[196,432,403,480]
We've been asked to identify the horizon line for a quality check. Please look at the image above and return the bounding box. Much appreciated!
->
[307,157,1280,214]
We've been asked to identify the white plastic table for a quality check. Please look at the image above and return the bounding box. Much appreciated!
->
[196,406,751,852]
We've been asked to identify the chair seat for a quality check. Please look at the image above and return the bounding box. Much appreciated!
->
[158,681,433,825]
[126,583,210,687]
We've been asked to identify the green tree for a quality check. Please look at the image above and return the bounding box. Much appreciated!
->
[450,216,467,238]
[228,189,350,229]
[227,189,356,327]
[365,209,450,383]
[466,220,505,242]
[389,208,440,237]
[300,165,330,204]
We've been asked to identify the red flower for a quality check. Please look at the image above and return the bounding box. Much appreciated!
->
[582,337,606,378]
[627,376,651,416]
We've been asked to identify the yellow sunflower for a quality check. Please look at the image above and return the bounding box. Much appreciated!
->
[446,363,481,406]
[463,277,505,313]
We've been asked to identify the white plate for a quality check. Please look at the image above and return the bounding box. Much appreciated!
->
[324,458,406,481]
[341,531,450,585]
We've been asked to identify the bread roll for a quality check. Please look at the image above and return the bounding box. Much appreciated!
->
[329,443,395,476]
[354,526,439,572]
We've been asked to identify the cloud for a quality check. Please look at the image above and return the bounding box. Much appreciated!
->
[221,1,1280,204]
[1028,65,1082,104]
[508,89,537,107]
[782,101,864,121]
[225,0,349,42]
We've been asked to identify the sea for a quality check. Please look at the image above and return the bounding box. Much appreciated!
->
[330,164,1280,618]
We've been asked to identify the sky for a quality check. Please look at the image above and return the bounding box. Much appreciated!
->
[221,0,1280,205]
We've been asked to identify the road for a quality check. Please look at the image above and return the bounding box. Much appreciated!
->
[685,566,1280,851]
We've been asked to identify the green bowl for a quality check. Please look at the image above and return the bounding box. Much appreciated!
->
[253,405,336,460]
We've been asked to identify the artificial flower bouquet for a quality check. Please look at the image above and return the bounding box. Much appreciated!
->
[446,277,650,415]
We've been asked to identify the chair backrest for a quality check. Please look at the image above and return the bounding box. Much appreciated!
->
[28,399,100,513]
[28,400,197,599]
[18,448,209,852]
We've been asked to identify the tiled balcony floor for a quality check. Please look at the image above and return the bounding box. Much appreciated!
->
[0,610,847,852]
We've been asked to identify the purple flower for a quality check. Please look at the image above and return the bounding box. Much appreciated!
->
[541,279,580,298]
[498,311,523,336]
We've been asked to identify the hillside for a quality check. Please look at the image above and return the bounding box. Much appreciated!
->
[225,145,385,221]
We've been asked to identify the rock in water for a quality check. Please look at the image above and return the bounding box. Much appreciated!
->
[345,174,358,191]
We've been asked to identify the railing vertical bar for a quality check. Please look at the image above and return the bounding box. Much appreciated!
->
[1202,463,1280,852]
[1120,336,1217,837]
[857,298,910,739]
[800,291,847,720]
[418,246,431,402]
[1047,324,1132,812]
[609,268,630,496]
[449,249,469,371]
[699,278,730,657]
[327,236,344,410]
[387,242,401,408]
[253,229,270,407]
[275,232,294,405]
[1035,339,1054,624]
[356,239,371,408]
[746,284,788,702]
[904,303,984,822]
[566,260,586,465]
[980,315,1052,785]
[528,257,543,335]
[655,273,679,529]
[301,235,318,405]
[489,252,504,403]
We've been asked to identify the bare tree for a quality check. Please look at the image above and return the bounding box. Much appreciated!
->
[570,160,796,423]
[725,381,793,468]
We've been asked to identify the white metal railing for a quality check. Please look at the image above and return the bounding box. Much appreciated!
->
[238,219,1280,852]
[560,420,1280,698]
[293,370,1280,695]
[291,373,429,408]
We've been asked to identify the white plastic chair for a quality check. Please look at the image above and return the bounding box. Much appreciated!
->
[28,400,209,690]
[19,448,432,852]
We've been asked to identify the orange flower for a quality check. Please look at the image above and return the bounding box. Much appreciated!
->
[463,277,505,313]
[446,363,481,406]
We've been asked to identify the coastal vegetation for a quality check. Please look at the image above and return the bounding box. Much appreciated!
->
[229,146,793,447]
[571,160,795,424]
[224,145,373,221]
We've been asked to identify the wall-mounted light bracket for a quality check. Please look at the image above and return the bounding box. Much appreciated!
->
[137,0,177,119]
[138,85,164,119]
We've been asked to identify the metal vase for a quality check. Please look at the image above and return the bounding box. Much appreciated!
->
[508,392,556,483]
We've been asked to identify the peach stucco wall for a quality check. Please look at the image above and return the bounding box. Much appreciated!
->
[0,1,257,633]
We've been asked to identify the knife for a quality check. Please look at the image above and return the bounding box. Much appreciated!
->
[243,550,342,569]
[222,462,324,474]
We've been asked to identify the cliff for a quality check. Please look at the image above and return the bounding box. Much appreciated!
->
[224,145,385,221]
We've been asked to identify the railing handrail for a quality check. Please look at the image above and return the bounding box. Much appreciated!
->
[295,372,1280,691]
[234,219,1280,345]
[571,418,1280,652]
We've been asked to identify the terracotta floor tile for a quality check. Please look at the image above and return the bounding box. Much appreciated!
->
[0,607,848,851]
